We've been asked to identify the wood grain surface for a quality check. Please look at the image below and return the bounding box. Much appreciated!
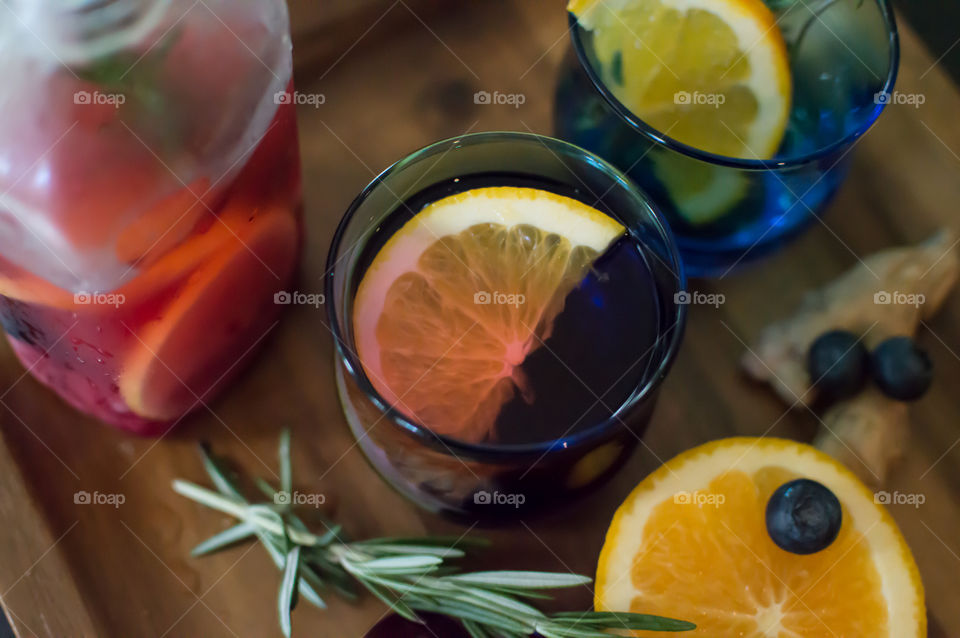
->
[0,2,958,636]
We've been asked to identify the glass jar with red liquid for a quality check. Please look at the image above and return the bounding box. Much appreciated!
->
[0,0,302,434]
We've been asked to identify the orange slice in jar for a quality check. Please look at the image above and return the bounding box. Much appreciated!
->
[115,177,213,267]
[118,205,298,421]
[0,192,256,310]
[0,257,77,308]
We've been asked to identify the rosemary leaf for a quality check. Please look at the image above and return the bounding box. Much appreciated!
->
[173,480,247,519]
[254,476,279,501]
[305,555,357,599]
[278,546,301,637]
[446,571,592,589]
[278,428,292,496]
[444,585,544,621]
[356,535,490,548]
[360,543,466,558]
[191,521,258,556]
[294,575,326,610]
[359,555,444,573]
[551,611,696,632]
[247,505,291,551]
[363,580,419,623]
[535,626,612,638]
[410,600,532,634]
[199,443,244,500]
[461,618,492,638]
[468,584,553,600]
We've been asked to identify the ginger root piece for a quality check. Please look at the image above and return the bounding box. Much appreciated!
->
[742,230,958,405]
[742,230,958,483]
[814,389,910,486]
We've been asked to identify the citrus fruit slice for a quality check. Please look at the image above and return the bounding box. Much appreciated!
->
[119,206,298,420]
[650,153,749,226]
[595,437,925,637]
[569,0,792,160]
[0,257,77,308]
[0,192,256,310]
[352,186,625,443]
[115,177,213,267]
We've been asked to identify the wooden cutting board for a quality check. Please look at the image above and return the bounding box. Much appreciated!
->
[1,2,958,636]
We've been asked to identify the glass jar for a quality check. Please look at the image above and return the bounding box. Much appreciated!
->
[0,0,302,433]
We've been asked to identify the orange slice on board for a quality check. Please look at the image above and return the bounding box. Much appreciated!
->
[352,186,624,442]
[118,206,298,420]
[595,437,925,637]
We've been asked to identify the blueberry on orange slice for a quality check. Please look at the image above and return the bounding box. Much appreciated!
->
[351,187,625,443]
[766,478,842,555]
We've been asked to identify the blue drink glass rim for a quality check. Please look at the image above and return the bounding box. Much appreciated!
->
[567,0,900,171]
[325,130,687,461]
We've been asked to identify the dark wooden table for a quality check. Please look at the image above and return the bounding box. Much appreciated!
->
[1,2,958,636]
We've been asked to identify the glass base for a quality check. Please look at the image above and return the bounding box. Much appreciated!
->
[334,357,641,524]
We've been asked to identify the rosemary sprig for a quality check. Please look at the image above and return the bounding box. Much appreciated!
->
[173,431,695,637]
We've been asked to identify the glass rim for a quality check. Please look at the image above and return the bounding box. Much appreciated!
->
[567,0,900,170]
[325,130,687,461]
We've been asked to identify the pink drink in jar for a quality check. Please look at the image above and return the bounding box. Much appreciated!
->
[0,0,302,433]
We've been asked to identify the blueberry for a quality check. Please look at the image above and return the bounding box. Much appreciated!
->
[871,336,932,401]
[766,479,842,555]
[806,330,868,400]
